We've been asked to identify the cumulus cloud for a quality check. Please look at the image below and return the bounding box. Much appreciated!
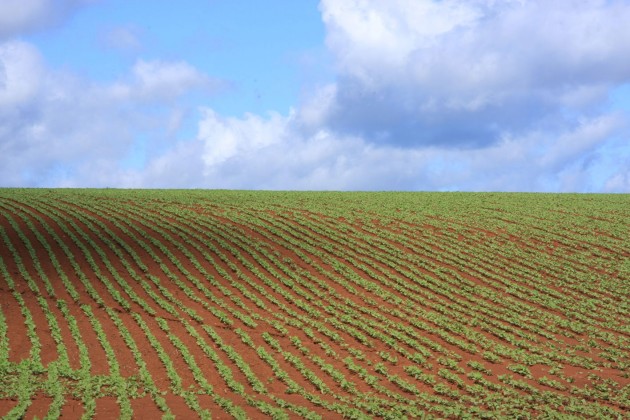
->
[199,109,289,167]
[138,0,629,192]
[317,0,630,148]
[1,0,629,192]
[0,40,44,109]
[136,114,418,190]
[605,170,630,192]
[0,41,221,187]
[126,0,616,192]
[108,59,224,102]
[127,102,623,192]
[0,0,95,39]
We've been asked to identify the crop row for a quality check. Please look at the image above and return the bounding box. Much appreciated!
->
[0,189,627,418]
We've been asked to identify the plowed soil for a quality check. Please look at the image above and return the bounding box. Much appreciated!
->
[0,190,628,418]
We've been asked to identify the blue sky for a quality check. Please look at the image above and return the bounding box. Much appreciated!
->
[1,0,629,191]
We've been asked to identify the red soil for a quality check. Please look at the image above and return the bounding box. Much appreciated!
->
[60,397,83,418]
[0,194,628,418]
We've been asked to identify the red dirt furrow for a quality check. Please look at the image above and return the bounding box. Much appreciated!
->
[127,204,269,314]
[348,222,578,342]
[165,321,266,419]
[78,203,414,406]
[243,214,459,345]
[389,220,630,342]
[129,395,161,419]
[2,192,628,418]
[155,207,358,358]
[497,217,626,258]
[115,311,171,390]
[0,212,60,366]
[79,217,201,321]
[318,221,630,401]
[0,204,85,371]
[0,208,61,294]
[247,215,444,333]
[22,393,52,419]
[90,307,138,378]
[250,334,350,414]
[459,229,613,292]
[62,306,110,375]
[183,263,387,408]
[251,336,353,412]
[297,211,525,309]
[0,400,18,418]
[217,212,489,406]
[285,213,464,302]
[152,207,298,316]
[117,221,232,320]
[356,218,589,319]
[94,396,119,419]
[211,210,334,280]
[89,200,275,335]
[424,214,622,285]
[287,334,397,401]
[151,210,409,409]
[110,312,200,417]
[511,209,629,254]
[175,213,325,324]
[224,213,396,324]
[254,213,487,354]
[196,394,235,419]
[72,308,110,376]
[217,210,360,289]
[1,200,80,286]
[215,229,320,312]
[161,394,198,419]
[60,397,83,418]
[0,292,30,364]
[21,294,58,367]
[245,210,630,400]
[3,200,137,376]
[235,213,527,357]
[115,315,205,417]
[22,201,131,313]
[300,211,513,295]
[48,309,82,371]
[58,201,271,396]
[139,317,198,391]
[48,200,171,318]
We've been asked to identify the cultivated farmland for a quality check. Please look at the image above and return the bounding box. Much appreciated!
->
[0,189,628,419]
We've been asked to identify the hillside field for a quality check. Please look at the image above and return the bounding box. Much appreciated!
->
[0,189,628,419]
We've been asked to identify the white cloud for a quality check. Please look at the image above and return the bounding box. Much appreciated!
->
[1,0,629,192]
[126,103,625,192]
[318,0,630,148]
[604,170,630,193]
[199,108,289,167]
[0,40,43,108]
[0,0,95,39]
[107,59,222,102]
[0,41,219,187]
[536,115,623,169]
[298,83,337,129]
[321,0,481,85]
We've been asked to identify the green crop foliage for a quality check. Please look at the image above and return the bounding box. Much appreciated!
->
[0,189,627,418]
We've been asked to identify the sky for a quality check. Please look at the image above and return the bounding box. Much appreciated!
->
[1,0,629,192]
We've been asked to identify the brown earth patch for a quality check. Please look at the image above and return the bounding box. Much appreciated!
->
[1,192,628,418]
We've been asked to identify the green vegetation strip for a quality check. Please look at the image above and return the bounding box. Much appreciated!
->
[0,189,627,419]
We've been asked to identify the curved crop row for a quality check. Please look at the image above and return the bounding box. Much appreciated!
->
[0,189,628,418]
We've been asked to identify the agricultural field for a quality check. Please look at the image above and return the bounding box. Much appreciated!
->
[0,189,628,419]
